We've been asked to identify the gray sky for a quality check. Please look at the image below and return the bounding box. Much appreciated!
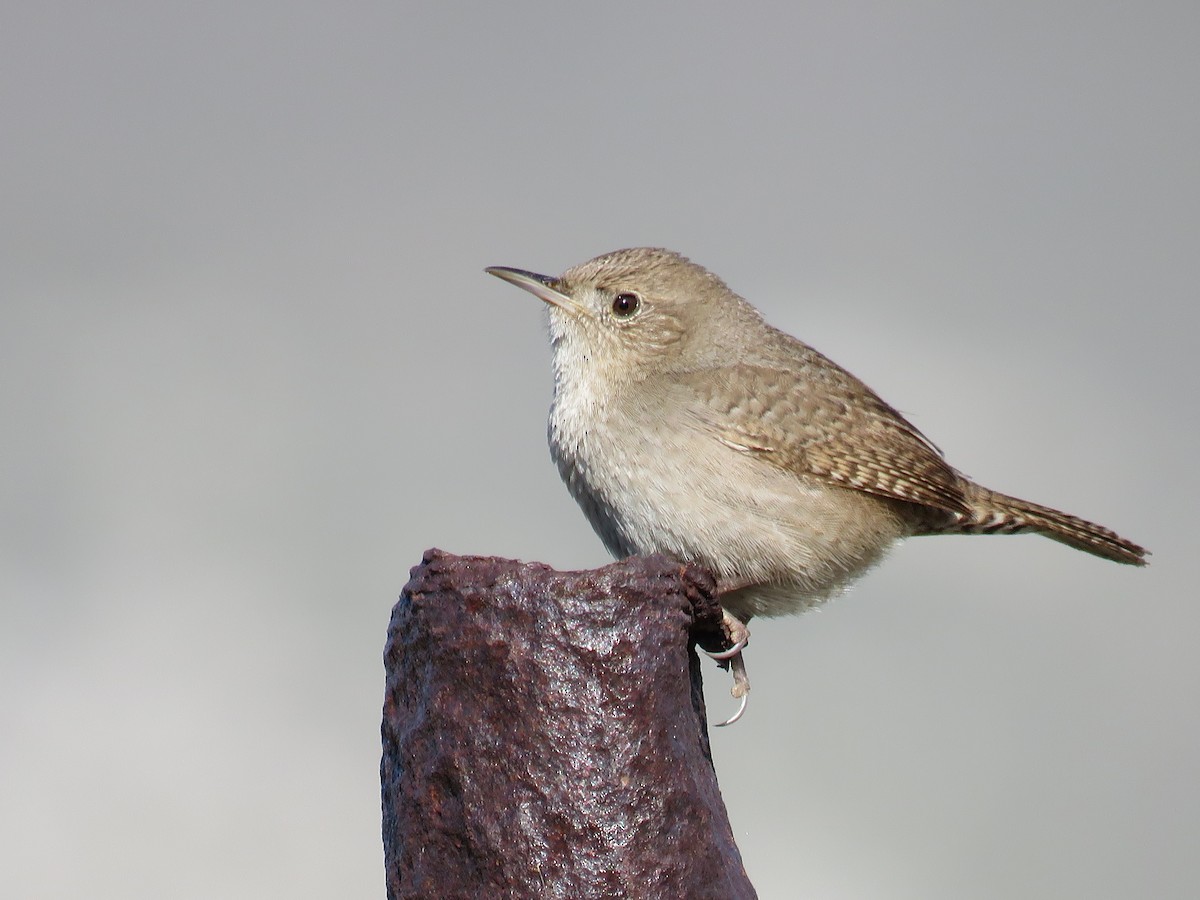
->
[2,3,1196,898]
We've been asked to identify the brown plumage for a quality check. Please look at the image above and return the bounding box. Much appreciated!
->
[682,361,1147,567]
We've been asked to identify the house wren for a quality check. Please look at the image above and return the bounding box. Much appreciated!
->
[486,248,1148,724]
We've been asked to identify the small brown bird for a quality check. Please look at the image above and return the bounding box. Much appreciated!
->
[487,248,1148,724]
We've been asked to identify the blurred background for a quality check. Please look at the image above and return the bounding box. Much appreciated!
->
[2,3,1196,898]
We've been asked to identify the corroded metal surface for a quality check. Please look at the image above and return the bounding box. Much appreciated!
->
[381,549,755,899]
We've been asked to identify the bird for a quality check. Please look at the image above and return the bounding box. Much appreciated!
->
[486,248,1148,725]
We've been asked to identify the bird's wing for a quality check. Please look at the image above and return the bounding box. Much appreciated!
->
[678,363,972,516]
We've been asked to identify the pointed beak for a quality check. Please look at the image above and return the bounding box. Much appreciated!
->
[485,266,586,316]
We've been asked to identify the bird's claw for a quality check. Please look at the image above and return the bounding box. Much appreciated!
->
[703,608,750,660]
[714,650,751,726]
[715,691,749,727]
[704,637,746,661]
[705,609,752,726]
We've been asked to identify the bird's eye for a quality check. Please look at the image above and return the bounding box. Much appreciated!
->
[611,292,641,319]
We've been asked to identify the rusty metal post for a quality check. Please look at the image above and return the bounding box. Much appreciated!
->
[381,549,756,899]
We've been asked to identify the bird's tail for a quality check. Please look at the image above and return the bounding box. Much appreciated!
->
[948,486,1149,566]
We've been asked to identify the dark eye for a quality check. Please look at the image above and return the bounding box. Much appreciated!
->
[611,292,641,319]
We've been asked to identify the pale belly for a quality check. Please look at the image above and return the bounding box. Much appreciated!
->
[549,399,909,619]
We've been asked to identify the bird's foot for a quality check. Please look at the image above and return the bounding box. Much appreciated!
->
[715,653,750,726]
[703,609,752,726]
[703,608,750,659]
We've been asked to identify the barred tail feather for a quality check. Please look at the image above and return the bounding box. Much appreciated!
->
[956,487,1149,566]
